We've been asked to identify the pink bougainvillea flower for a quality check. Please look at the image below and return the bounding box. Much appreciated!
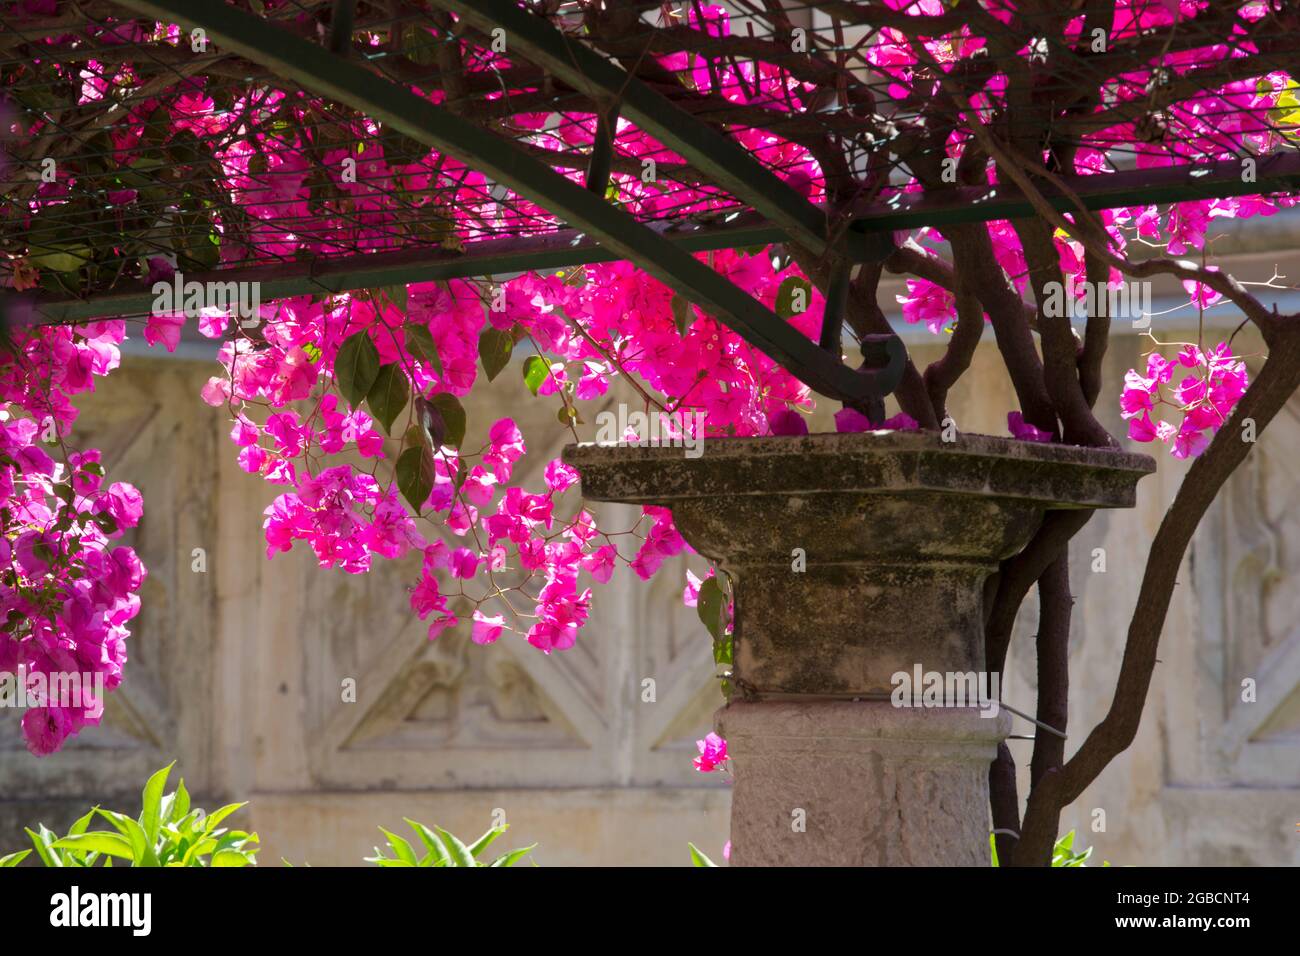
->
[450,546,480,579]
[882,413,920,432]
[543,458,580,493]
[834,408,919,434]
[897,278,955,333]
[471,609,505,646]
[200,376,231,407]
[1128,411,1158,443]
[630,507,687,580]
[581,544,617,584]
[144,312,184,352]
[683,568,703,607]
[427,614,458,641]
[768,407,809,436]
[834,407,872,433]
[1121,342,1249,459]
[1120,370,1155,418]
[1007,411,1053,443]
[693,732,729,773]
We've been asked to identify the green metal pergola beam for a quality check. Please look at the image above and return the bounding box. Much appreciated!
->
[428,0,834,256]
[112,0,872,402]
[849,151,1300,233]
[33,216,787,323]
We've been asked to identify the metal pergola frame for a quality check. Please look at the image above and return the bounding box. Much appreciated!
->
[22,1,1300,405]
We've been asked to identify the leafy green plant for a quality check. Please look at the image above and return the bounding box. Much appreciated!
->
[990,830,1110,867]
[687,843,718,867]
[9,762,258,867]
[366,819,536,867]
[1049,830,1090,866]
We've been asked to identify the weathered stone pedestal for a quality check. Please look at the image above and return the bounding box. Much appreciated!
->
[565,432,1154,866]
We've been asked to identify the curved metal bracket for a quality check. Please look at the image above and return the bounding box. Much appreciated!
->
[853,334,907,426]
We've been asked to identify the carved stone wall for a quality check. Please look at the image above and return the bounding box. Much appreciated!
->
[3,318,1298,866]
[0,354,728,866]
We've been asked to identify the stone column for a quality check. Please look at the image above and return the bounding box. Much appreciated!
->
[565,432,1154,866]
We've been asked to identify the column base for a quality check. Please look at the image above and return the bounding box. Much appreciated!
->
[717,700,1011,866]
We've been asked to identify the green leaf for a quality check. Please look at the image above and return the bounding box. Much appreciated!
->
[335,330,381,408]
[183,227,221,272]
[403,819,450,867]
[696,576,729,643]
[396,445,436,514]
[428,393,466,448]
[202,803,248,837]
[91,512,118,535]
[172,780,191,824]
[672,295,694,337]
[214,831,258,855]
[775,276,812,319]
[158,794,177,831]
[94,808,131,837]
[405,325,443,376]
[25,826,61,867]
[557,404,584,427]
[210,849,253,867]
[488,845,537,867]
[713,632,733,668]
[402,22,439,66]
[181,837,218,866]
[410,395,438,446]
[403,422,429,451]
[141,762,174,848]
[434,826,477,867]
[378,827,420,866]
[384,284,408,312]
[466,825,507,859]
[366,363,410,435]
[0,849,31,867]
[687,843,718,867]
[98,810,156,866]
[52,833,134,861]
[478,327,514,382]
[522,355,548,396]
[68,808,97,837]
[30,249,89,273]
[1268,80,1300,129]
